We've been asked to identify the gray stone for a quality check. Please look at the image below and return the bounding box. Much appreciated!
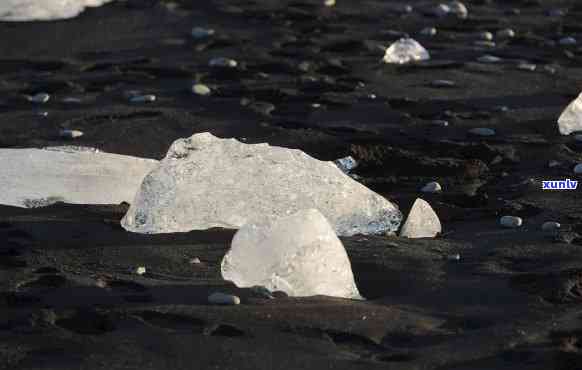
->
[399,198,442,238]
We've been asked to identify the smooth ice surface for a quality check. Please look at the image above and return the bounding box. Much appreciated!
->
[400,198,442,238]
[221,209,362,299]
[0,147,158,207]
[0,0,113,21]
[121,132,402,236]
[383,38,430,64]
[558,92,582,135]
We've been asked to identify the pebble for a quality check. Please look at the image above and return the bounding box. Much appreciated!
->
[573,164,582,174]
[130,94,156,103]
[430,119,449,127]
[59,129,84,139]
[516,62,536,71]
[448,1,468,18]
[192,84,211,96]
[191,27,215,39]
[189,257,201,264]
[477,55,502,63]
[431,4,450,17]
[468,127,496,136]
[421,181,442,193]
[208,292,241,305]
[135,266,147,275]
[420,27,437,37]
[324,0,335,6]
[541,221,561,232]
[28,93,50,104]
[496,28,516,39]
[500,216,523,228]
[447,253,461,261]
[477,31,493,41]
[209,57,237,68]
[431,79,456,88]
[559,37,577,46]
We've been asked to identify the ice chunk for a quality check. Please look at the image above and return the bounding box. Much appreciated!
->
[558,93,582,135]
[0,0,114,21]
[0,148,158,208]
[221,209,362,299]
[382,38,430,64]
[121,132,401,236]
[399,198,441,238]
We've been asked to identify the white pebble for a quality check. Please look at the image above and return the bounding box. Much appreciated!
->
[559,37,577,46]
[208,292,241,305]
[477,55,502,63]
[189,257,201,264]
[500,216,522,228]
[421,181,442,193]
[469,127,496,136]
[447,253,460,261]
[324,0,335,6]
[420,27,437,37]
[209,57,237,68]
[28,93,50,104]
[448,1,468,19]
[135,266,147,275]
[541,221,561,232]
[59,129,84,139]
[431,120,449,127]
[431,4,450,17]
[192,84,211,96]
[516,62,536,71]
[477,31,493,41]
[191,27,215,39]
[574,164,582,174]
[496,28,515,39]
[130,94,156,103]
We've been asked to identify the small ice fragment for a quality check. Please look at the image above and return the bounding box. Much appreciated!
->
[399,198,442,238]
[382,38,430,64]
[28,93,50,104]
[135,266,146,275]
[334,156,358,173]
[500,216,522,228]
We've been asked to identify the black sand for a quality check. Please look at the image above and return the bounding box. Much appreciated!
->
[2,1,582,369]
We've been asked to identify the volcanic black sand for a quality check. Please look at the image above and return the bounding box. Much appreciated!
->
[2,0,582,369]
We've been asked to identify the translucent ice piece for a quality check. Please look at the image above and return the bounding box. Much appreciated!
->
[382,38,430,64]
[0,147,158,207]
[0,0,114,21]
[121,132,402,236]
[558,92,582,135]
[399,198,442,238]
[221,209,363,299]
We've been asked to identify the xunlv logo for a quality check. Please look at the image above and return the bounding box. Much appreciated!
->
[542,179,578,190]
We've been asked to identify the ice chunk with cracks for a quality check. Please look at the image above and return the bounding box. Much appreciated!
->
[221,209,363,299]
[383,38,430,64]
[121,132,401,236]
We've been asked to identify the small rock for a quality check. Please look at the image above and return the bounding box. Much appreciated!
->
[421,181,442,193]
[130,94,156,103]
[496,29,516,39]
[574,164,582,174]
[28,93,50,104]
[477,55,502,63]
[324,0,335,6]
[382,38,430,64]
[448,1,468,18]
[430,119,449,127]
[135,266,147,275]
[59,129,83,139]
[209,57,237,68]
[431,79,456,88]
[208,292,241,305]
[500,215,522,228]
[61,97,82,104]
[420,27,437,37]
[189,257,201,264]
[516,62,536,71]
[447,253,460,261]
[191,27,215,39]
[400,198,442,238]
[192,84,211,96]
[559,37,577,46]
[468,127,496,136]
[476,31,493,41]
[541,221,560,232]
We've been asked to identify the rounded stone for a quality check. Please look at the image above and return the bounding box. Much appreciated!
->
[421,181,442,193]
[130,94,156,103]
[191,27,215,39]
[192,84,211,96]
[496,29,516,39]
[59,129,84,139]
[500,216,522,228]
[420,27,437,37]
[541,221,560,232]
[574,164,582,174]
[208,292,241,305]
[135,266,147,275]
[468,127,496,136]
[28,93,50,104]
[477,55,502,63]
[209,57,237,68]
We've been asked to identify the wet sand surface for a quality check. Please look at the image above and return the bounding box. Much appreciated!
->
[2,1,582,369]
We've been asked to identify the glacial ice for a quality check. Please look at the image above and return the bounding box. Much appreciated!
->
[221,209,363,299]
[0,147,158,208]
[121,132,402,236]
[558,92,582,135]
[383,38,430,64]
[0,0,113,21]
[399,198,442,238]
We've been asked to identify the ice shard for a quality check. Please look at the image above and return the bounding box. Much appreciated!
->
[221,209,363,299]
[121,132,402,236]
[0,147,158,208]
[382,38,430,64]
[558,92,582,135]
